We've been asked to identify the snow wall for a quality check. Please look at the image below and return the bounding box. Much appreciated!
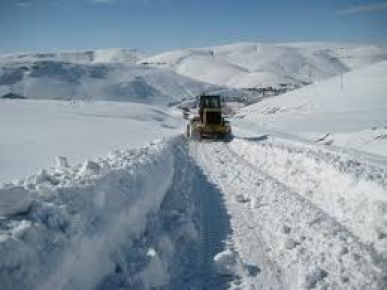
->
[0,136,198,290]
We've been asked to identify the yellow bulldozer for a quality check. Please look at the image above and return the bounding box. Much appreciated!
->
[186,94,232,141]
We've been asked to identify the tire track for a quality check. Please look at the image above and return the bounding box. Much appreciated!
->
[198,141,385,290]
[167,139,233,289]
[230,138,387,257]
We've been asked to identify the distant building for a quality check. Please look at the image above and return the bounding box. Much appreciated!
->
[1,92,26,99]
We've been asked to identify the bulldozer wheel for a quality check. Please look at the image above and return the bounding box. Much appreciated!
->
[192,130,201,141]
[190,126,201,142]
[187,123,197,141]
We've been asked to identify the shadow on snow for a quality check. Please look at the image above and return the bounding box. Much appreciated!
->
[165,140,233,289]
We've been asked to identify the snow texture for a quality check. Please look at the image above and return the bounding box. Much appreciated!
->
[0,100,181,183]
[0,137,234,290]
[241,60,387,157]
[142,42,387,89]
[0,61,219,105]
[194,139,386,289]
[0,186,31,217]
[1,42,387,290]
[0,138,177,290]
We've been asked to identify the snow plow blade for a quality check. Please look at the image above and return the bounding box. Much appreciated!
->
[187,119,232,141]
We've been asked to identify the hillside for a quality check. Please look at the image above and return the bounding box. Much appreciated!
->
[0,48,144,65]
[0,43,386,290]
[0,61,226,105]
[0,47,253,105]
[141,42,387,89]
[278,42,387,69]
[0,99,182,182]
[2,43,385,106]
[239,60,387,156]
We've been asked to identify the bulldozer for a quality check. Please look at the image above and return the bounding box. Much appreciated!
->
[186,94,232,141]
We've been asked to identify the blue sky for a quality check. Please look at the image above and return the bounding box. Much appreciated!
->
[1,0,386,52]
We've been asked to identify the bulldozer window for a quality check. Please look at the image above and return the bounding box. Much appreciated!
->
[212,98,221,108]
[199,96,221,109]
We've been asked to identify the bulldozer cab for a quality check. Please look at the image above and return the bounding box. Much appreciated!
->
[198,95,222,124]
[199,95,221,109]
[187,94,231,140]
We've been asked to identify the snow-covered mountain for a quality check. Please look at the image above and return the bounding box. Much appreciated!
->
[239,60,387,156]
[141,42,387,89]
[2,42,385,105]
[0,48,251,105]
[0,61,227,105]
[277,42,387,69]
[0,48,144,65]
[1,42,386,290]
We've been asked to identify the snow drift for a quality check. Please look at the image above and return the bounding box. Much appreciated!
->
[0,138,179,290]
[0,136,239,290]
[0,99,183,183]
[197,139,386,290]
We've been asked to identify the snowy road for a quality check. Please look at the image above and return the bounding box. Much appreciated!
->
[0,134,386,289]
[194,135,386,289]
[1,43,387,289]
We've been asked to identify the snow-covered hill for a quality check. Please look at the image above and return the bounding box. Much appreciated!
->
[278,42,387,70]
[141,42,387,89]
[0,47,253,105]
[0,48,144,65]
[0,61,225,105]
[239,60,387,156]
[2,42,385,106]
[0,99,183,182]
[0,42,386,290]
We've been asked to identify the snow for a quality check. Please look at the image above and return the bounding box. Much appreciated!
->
[230,138,387,257]
[301,267,328,289]
[195,139,386,289]
[1,42,387,290]
[0,61,218,104]
[0,48,144,65]
[140,248,169,289]
[141,42,387,89]
[277,42,387,70]
[0,186,31,216]
[0,137,236,290]
[213,249,245,277]
[241,60,387,156]
[0,99,182,183]
[0,138,177,290]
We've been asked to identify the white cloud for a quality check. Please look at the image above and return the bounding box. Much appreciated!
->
[337,1,387,14]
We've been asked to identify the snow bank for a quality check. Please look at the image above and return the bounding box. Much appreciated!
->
[231,138,387,257]
[213,249,244,277]
[0,138,183,290]
[0,187,31,217]
[199,141,386,290]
